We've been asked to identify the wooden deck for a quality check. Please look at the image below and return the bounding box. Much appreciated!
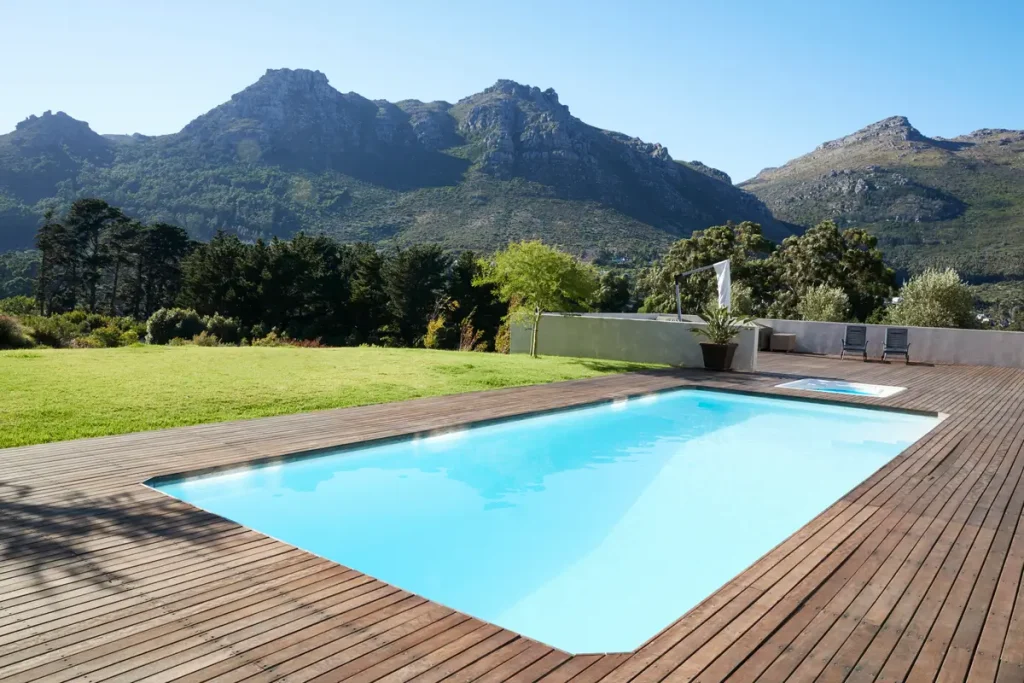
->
[2,353,1024,682]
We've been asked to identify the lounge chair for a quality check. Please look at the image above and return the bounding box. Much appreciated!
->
[883,327,910,362]
[841,325,868,360]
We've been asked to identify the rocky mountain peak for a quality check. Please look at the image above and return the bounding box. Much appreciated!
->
[8,110,113,161]
[817,115,925,151]
[483,79,562,106]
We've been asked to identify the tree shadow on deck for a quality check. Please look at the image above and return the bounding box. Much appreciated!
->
[0,482,239,592]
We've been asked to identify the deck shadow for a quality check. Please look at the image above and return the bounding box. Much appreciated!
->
[0,482,239,592]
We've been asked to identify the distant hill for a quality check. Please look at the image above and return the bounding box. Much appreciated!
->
[740,116,1024,284]
[0,69,790,257]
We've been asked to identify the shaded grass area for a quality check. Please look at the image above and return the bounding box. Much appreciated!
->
[0,346,657,448]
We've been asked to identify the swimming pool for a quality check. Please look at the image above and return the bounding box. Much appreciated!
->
[150,388,939,654]
[776,378,906,397]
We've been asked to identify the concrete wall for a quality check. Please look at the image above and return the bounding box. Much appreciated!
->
[511,313,759,371]
[756,318,1024,368]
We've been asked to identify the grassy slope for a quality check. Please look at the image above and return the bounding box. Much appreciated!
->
[0,346,655,448]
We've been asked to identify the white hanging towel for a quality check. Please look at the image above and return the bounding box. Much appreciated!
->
[713,260,731,310]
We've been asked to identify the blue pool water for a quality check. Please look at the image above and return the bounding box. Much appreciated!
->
[151,389,939,654]
[776,378,905,398]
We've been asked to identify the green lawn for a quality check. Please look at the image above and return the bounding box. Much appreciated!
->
[0,346,655,448]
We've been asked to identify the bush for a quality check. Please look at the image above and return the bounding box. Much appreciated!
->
[886,268,975,329]
[69,336,103,349]
[167,337,191,346]
[23,315,79,348]
[0,295,36,316]
[423,316,446,350]
[191,331,221,346]
[0,315,33,349]
[494,322,511,354]
[119,329,140,346]
[146,308,205,344]
[797,285,850,322]
[90,325,123,348]
[252,331,285,347]
[202,314,242,345]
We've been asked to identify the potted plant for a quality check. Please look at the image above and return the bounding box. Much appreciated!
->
[691,304,752,371]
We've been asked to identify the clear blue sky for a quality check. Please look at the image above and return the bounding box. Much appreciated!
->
[2,0,1022,181]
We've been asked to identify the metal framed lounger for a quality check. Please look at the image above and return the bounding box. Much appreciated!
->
[841,325,868,361]
[883,327,911,362]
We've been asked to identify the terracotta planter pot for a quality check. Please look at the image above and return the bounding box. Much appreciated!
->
[699,342,738,371]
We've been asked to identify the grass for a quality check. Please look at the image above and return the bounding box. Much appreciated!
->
[0,346,658,448]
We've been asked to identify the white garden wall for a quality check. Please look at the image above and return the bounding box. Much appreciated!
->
[511,314,759,371]
[756,318,1024,368]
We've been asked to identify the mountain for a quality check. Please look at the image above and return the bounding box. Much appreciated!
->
[0,69,790,256]
[740,116,1024,284]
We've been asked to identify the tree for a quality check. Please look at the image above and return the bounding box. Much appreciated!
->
[381,245,450,347]
[639,221,774,314]
[886,268,975,328]
[447,251,505,348]
[797,284,851,322]
[104,218,140,315]
[593,271,633,313]
[34,211,76,314]
[65,199,125,313]
[178,231,254,324]
[131,222,191,318]
[770,221,894,321]
[476,240,599,357]
[347,243,388,344]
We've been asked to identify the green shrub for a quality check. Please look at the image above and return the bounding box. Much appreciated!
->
[119,329,140,346]
[797,285,850,322]
[887,268,975,329]
[167,337,191,346]
[252,331,285,347]
[69,336,104,349]
[84,314,109,331]
[146,308,205,344]
[191,331,221,346]
[24,315,79,348]
[0,295,36,316]
[201,314,242,345]
[91,325,123,348]
[0,315,33,349]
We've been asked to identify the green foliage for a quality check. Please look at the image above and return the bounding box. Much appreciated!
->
[639,220,893,321]
[0,315,32,349]
[69,336,104,349]
[90,325,124,348]
[251,331,286,347]
[145,307,205,345]
[770,221,894,320]
[423,315,448,350]
[381,245,449,347]
[476,240,599,357]
[14,310,140,348]
[691,304,753,345]
[797,284,851,322]
[201,314,242,345]
[0,295,36,315]
[887,268,976,329]
[593,271,634,312]
[0,251,39,298]
[191,331,222,347]
[639,221,773,314]
[119,329,140,346]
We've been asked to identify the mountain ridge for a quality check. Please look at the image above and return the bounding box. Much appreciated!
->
[0,68,790,256]
[740,114,1024,283]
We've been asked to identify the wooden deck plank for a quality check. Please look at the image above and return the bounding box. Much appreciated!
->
[3,356,1024,682]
